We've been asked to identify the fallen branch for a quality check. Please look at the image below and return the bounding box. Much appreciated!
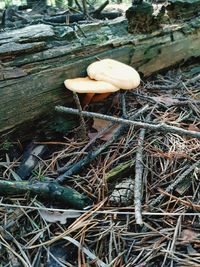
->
[0,180,91,209]
[56,105,149,184]
[73,92,87,140]
[55,106,200,139]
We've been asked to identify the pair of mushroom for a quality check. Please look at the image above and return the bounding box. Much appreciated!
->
[64,59,140,106]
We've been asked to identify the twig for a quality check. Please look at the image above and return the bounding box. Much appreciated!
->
[134,115,151,225]
[169,216,181,267]
[57,123,113,174]
[158,188,200,211]
[145,73,200,90]
[56,125,127,184]
[150,159,200,208]
[73,92,87,140]
[132,92,200,107]
[55,106,200,139]
[56,105,150,184]
[131,92,167,108]
[120,92,127,118]
[1,202,200,216]
[134,131,145,224]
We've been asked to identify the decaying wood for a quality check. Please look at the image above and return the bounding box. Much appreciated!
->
[0,179,91,209]
[1,16,200,136]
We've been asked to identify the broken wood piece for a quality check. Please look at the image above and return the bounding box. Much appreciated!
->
[40,209,82,224]
[0,180,91,209]
[16,143,47,180]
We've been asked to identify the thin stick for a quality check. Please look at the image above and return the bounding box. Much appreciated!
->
[150,159,200,208]
[55,106,200,139]
[134,113,152,225]
[145,73,200,90]
[134,123,146,225]
[73,92,87,140]
[1,202,200,216]
[158,188,200,212]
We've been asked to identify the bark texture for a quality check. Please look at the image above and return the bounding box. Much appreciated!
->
[1,17,200,136]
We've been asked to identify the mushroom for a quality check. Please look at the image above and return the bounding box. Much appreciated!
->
[64,76,119,107]
[87,58,140,90]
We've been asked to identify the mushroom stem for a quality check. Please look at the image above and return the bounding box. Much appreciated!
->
[91,92,112,102]
[82,93,95,107]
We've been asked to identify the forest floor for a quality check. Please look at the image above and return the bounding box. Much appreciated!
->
[0,61,200,266]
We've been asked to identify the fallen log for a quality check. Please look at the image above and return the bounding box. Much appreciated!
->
[1,16,200,139]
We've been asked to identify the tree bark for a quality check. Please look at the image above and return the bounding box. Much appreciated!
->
[1,17,200,139]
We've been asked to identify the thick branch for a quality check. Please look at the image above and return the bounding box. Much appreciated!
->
[0,180,91,209]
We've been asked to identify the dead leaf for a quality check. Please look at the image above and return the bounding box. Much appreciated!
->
[180,229,198,242]
[91,118,120,141]
[92,118,110,132]
[152,96,180,107]
[188,124,200,132]
[40,210,81,224]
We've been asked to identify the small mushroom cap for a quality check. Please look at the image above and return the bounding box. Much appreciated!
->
[64,77,119,93]
[87,59,140,90]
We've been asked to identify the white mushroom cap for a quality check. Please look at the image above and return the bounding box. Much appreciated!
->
[87,59,140,90]
[64,76,119,93]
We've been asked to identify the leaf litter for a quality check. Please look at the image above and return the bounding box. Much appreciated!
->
[0,63,200,266]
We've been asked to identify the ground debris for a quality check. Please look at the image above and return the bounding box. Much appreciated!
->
[0,63,200,266]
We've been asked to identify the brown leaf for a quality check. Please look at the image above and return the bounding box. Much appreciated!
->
[180,229,198,242]
[91,118,120,141]
[152,96,179,107]
[188,124,200,132]
[92,118,110,132]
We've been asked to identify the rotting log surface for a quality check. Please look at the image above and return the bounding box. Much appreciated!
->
[1,17,200,136]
